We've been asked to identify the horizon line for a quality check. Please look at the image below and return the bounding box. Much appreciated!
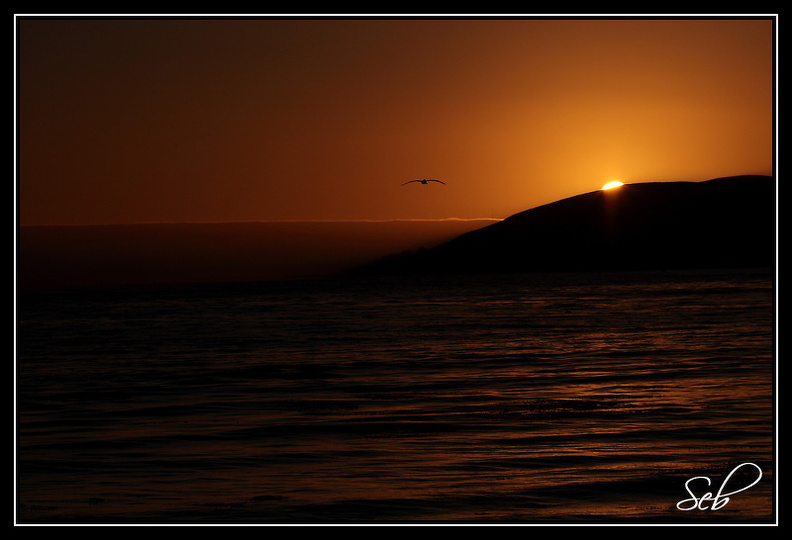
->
[20,217,505,228]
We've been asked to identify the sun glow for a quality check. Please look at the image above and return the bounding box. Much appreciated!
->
[601,181,624,190]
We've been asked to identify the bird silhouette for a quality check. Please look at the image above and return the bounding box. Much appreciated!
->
[402,179,445,186]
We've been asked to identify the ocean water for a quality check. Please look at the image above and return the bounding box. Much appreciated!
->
[16,268,776,524]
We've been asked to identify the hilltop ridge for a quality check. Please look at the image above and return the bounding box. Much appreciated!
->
[362,175,775,276]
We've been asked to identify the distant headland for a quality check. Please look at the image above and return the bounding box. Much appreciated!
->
[359,175,775,276]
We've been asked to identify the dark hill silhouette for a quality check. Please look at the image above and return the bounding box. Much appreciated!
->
[363,175,775,275]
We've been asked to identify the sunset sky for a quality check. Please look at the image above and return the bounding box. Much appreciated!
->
[17,16,775,227]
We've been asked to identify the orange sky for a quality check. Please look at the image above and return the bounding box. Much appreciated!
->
[17,16,775,226]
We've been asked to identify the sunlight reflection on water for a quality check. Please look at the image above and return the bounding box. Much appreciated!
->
[17,269,774,523]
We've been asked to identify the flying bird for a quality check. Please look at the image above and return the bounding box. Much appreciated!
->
[402,179,446,186]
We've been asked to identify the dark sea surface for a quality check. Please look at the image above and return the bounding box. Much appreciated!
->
[16,268,776,524]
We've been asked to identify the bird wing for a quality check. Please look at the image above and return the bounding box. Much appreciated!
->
[401,179,445,185]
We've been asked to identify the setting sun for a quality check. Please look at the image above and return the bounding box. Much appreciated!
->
[601,181,625,190]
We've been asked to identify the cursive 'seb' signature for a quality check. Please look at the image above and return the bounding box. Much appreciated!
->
[676,462,762,511]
